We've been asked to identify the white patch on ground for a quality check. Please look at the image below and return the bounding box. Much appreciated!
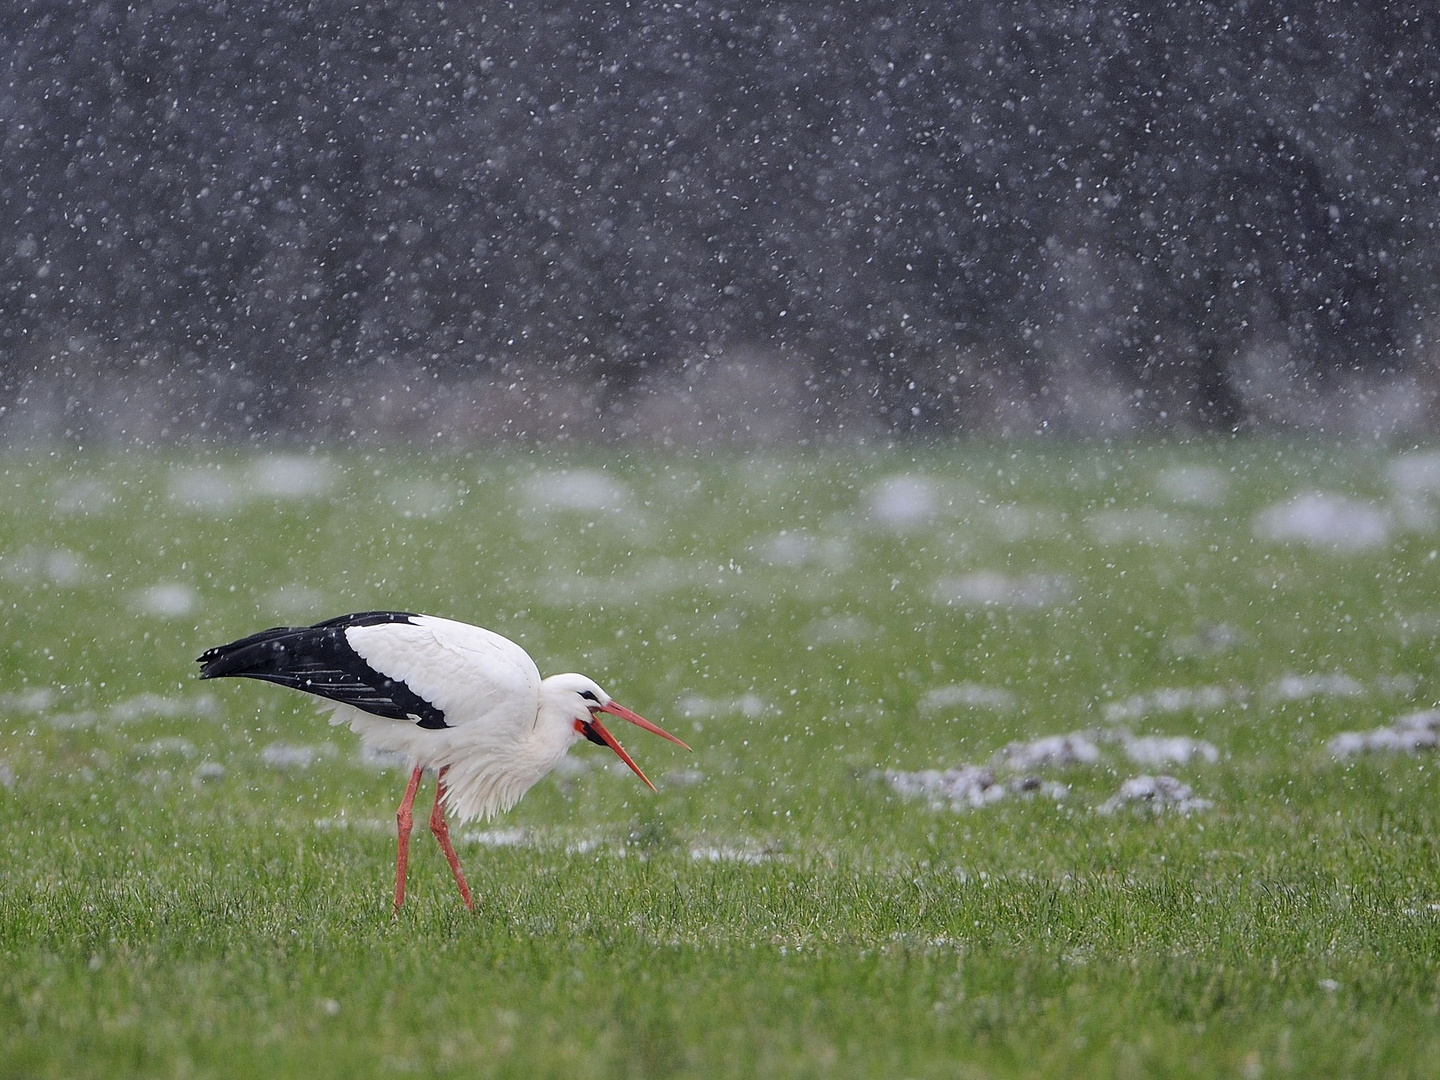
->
[995,732,1102,770]
[808,614,876,645]
[192,761,226,785]
[1376,674,1417,696]
[758,530,845,568]
[1099,774,1213,814]
[314,814,391,833]
[676,693,770,719]
[1271,672,1367,701]
[886,765,1008,808]
[1088,508,1189,546]
[1119,734,1221,767]
[109,692,221,724]
[383,479,456,518]
[0,761,14,789]
[1,546,89,585]
[1392,611,1440,644]
[1254,493,1392,552]
[51,478,117,514]
[987,503,1057,542]
[260,742,337,770]
[46,710,100,730]
[886,766,1067,810]
[932,571,1073,610]
[357,744,409,770]
[170,467,241,510]
[1386,452,1440,529]
[1166,624,1244,659]
[663,768,706,787]
[1156,465,1229,506]
[248,455,338,498]
[0,687,56,713]
[462,827,529,847]
[919,683,1017,713]
[1387,451,1440,497]
[136,737,197,758]
[534,559,691,604]
[689,843,779,864]
[135,582,196,617]
[866,475,939,529]
[1103,685,1236,723]
[888,722,1219,813]
[524,468,630,513]
[1007,775,1072,801]
[1329,709,1440,757]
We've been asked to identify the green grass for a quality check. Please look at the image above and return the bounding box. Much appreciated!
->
[2,439,1440,1077]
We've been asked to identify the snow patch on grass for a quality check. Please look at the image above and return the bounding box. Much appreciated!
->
[677,693,770,718]
[357,744,409,771]
[866,475,941,529]
[1,546,89,585]
[1329,709,1440,757]
[1254,493,1391,552]
[1103,685,1236,723]
[1271,672,1366,700]
[919,683,1017,713]
[109,692,221,724]
[170,467,241,510]
[135,582,196,617]
[261,742,338,770]
[463,827,529,847]
[1119,734,1220,767]
[192,761,226,785]
[995,732,1101,770]
[1387,451,1440,497]
[313,814,390,833]
[136,737,197,759]
[0,688,56,713]
[248,455,338,498]
[524,468,630,513]
[689,843,781,864]
[889,725,1218,811]
[1156,465,1229,506]
[932,571,1073,610]
[886,764,1070,810]
[1088,508,1190,546]
[1099,775,1213,814]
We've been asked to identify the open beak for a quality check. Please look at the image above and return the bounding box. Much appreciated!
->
[586,701,692,792]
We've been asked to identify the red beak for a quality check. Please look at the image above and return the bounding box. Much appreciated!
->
[587,701,692,792]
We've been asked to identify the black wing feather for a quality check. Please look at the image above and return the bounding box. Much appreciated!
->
[196,611,450,729]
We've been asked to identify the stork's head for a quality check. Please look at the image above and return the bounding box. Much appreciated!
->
[541,672,691,791]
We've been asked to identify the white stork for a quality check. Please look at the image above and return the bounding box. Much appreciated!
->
[197,611,690,914]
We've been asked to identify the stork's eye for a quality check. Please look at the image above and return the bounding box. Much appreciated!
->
[579,690,599,703]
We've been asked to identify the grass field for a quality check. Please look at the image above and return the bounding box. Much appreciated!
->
[2,439,1440,1078]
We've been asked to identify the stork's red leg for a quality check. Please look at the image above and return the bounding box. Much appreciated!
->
[430,767,475,911]
[393,765,424,916]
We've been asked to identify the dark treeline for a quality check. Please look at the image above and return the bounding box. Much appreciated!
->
[2,1,1438,442]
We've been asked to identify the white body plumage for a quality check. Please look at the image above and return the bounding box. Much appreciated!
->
[197,610,690,913]
[329,616,590,822]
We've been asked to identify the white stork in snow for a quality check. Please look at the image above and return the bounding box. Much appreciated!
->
[196,611,691,915]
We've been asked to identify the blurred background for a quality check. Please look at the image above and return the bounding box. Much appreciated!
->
[3,1,1437,447]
